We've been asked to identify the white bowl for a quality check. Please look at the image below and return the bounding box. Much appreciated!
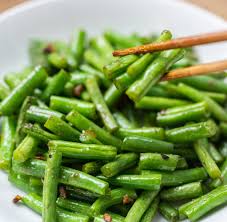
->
[0,0,227,221]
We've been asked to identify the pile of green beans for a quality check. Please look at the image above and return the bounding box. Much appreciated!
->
[0,29,227,222]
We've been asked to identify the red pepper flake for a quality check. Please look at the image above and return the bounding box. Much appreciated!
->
[35,155,45,160]
[73,84,84,97]
[13,195,22,204]
[103,213,112,222]
[59,186,67,199]
[123,194,134,205]
[43,44,55,54]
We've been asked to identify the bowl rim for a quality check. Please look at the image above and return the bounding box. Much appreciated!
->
[0,0,226,27]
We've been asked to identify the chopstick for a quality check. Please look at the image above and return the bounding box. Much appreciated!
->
[113,30,227,56]
[161,59,227,81]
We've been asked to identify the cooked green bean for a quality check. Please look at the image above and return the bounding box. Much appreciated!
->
[84,49,104,71]
[43,148,62,222]
[50,96,96,119]
[26,105,64,124]
[113,111,136,129]
[44,116,80,141]
[79,130,102,144]
[86,77,118,132]
[165,120,217,143]
[91,188,137,215]
[160,182,203,201]
[104,83,123,107]
[179,185,227,221]
[140,197,159,222]
[82,161,103,175]
[115,127,165,140]
[0,82,10,100]
[0,116,16,170]
[142,167,208,186]
[159,201,179,222]
[13,135,39,163]
[124,190,159,222]
[176,157,188,169]
[49,140,117,160]
[94,213,124,222]
[126,49,185,101]
[66,110,122,148]
[135,96,190,110]
[121,136,174,153]
[177,83,227,121]
[194,138,221,179]
[101,153,138,177]
[0,66,47,115]
[12,159,109,195]
[18,193,89,222]
[206,143,224,163]
[139,153,180,171]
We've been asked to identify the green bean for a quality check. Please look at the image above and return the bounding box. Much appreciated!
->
[140,197,159,222]
[91,188,137,215]
[101,174,162,190]
[104,84,123,107]
[173,75,227,94]
[141,167,208,186]
[104,30,141,48]
[15,96,37,145]
[50,96,96,119]
[70,29,86,64]
[12,159,109,195]
[127,30,172,78]
[48,52,68,69]
[66,186,100,203]
[194,138,221,179]
[0,116,16,170]
[0,82,10,100]
[114,72,135,92]
[13,135,39,163]
[4,72,21,89]
[121,136,174,154]
[179,185,227,221]
[22,123,60,143]
[139,153,180,171]
[165,120,218,143]
[41,69,69,102]
[202,91,226,104]
[109,204,131,217]
[56,197,92,218]
[126,49,185,101]
[113,112,136,129]
[29,177,43,187]
[103,55,138,80]
[159,201,179,222]
[135,96,190,110]
[44,116,80,141]
[79,130,102,145]
[66,110,122,148]
[43,148,62,222]
[84,49,104,71]
[0,66,47,115]
[80,64,111,88]
[210,159,227,188]
[219,142,227,157]
[8,171,42,195]
[82,161,103,175]
[49,140,117,160]
[26,105,64,124]
[19,193,89,222]
[177,83,227,121]
[86,77,118,132]
[124,190,159,222]
[206,143,224,163]
[160,182,203,201]
[220,122,227,137]
[80,91,91,101]
[176,157,188,169]
[115,127,164,140]
[101,153,138,177]
[90,36,113,62]
[157,102,209,126]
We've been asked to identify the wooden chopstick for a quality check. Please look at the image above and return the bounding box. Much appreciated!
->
[113,30,227,56]
[161,59,227,81]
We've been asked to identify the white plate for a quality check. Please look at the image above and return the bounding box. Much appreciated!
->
[0,0,227,221]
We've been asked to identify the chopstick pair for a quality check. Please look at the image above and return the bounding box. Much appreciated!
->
[112,30,227,80]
